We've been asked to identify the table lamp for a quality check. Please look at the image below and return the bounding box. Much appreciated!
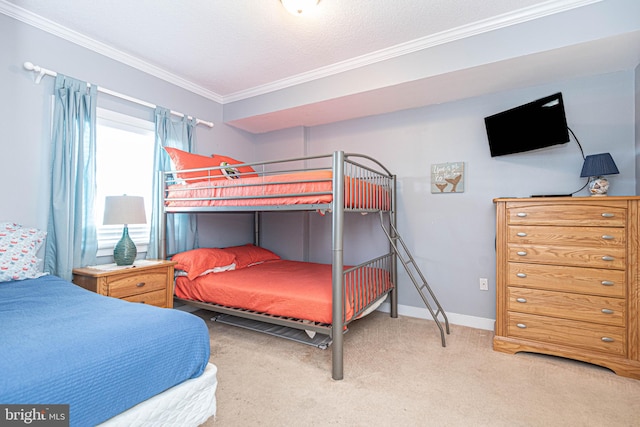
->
[580,153,619,196]
[103,195,147,265]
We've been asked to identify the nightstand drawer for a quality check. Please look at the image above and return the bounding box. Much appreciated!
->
[507,287,625,326]
[122,289,167,307]
[72,260,176,308]
[107,271,167,299]
[507,312,626,356]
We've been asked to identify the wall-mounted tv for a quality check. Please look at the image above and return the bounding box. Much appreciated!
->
[484,92,570,157]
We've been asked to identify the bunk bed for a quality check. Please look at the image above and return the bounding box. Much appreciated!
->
[160,149,398,380]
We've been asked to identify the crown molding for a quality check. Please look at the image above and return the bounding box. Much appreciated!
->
[0,0,224,103]
[2,0,601,106]
[223,0,602,103]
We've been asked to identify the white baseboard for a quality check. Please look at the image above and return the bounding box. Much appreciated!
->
[378,302,495,331]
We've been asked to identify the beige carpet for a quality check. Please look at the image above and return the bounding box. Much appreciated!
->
[196,310,640,426]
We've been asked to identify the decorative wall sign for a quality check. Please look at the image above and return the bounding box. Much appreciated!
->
[431,162,465,193]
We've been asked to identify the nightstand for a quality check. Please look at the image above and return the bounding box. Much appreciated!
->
[72,259,176,308]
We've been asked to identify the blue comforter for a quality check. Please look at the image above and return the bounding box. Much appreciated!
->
[0,275,210,426]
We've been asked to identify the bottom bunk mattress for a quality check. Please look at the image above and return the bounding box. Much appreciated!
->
[174,259,393,325]
[0,275,212,427]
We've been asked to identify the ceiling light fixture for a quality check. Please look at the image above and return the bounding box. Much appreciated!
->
[280,0,321,16]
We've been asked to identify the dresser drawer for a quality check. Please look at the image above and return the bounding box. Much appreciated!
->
[121,289,167,307]
[507,263,625,297]
[507,312,626,356]
[507,204,626,227]
[507,287,625,327]
[107,271,167,299]
[507,244,625,269]
[507,226,625,247]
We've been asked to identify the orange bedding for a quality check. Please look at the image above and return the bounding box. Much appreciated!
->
[165,170,390,210]
[174,260,393,324]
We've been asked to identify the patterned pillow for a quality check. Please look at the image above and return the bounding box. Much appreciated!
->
[0,223,47,282]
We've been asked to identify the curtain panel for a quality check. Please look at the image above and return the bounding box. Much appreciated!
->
[44,75,98,280]
[147,107,198,259]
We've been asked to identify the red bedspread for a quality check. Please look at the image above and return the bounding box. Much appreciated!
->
[174,260,392,324]
[165,170,390,210]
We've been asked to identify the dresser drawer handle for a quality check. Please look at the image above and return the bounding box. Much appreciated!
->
[601,235,615,240]
[601,256,615,261]
[601,337,615,343]
[516,323,527,329]
[516,273,527,278]
[601,308,614,314]
[516,213,527,217]
[601,213,614,218]
[136,282,146,288]
[516,232,527,237]
[516,298,527,303]
[601,281,615,286]
[517,251,527,256]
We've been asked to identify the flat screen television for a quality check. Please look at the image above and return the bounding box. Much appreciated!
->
[484,92,570,157]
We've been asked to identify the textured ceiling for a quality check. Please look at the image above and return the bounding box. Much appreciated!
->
[6,0,552,98]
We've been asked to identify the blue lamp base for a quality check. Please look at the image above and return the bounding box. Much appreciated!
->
[114,225,137,266]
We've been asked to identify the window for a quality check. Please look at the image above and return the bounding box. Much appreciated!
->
[96,109,154,256]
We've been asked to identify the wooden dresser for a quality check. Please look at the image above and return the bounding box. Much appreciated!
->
[494,196,640,379]
[72,260,176,308]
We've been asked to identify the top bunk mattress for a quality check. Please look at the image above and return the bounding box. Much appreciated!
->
[165,170,391,210]
[0,275,210,427]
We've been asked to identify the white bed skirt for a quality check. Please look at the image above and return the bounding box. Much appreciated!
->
[98,363,218,426]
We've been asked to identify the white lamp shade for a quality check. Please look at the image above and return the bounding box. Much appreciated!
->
[103,195,147,225]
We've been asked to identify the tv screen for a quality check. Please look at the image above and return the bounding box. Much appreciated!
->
[484,92,570,157]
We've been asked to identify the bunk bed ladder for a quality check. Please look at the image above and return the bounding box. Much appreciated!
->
[379,211,450,347]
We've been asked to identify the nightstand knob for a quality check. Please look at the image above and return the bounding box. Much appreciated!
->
[516,273,527,278]
[601,308,614,314]
[602,256,615,261]
[517,251,527,256]
[601,337,615,343]
[601,213,614,218]
[516,323,527,329]
[516,213,527,217]
[136,282,146,288]
[516,232,527,237]
[516,298,527,303]
[601,235,615,240]
[601,281,615,286]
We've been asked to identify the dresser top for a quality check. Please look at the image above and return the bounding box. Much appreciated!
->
[494,196,640,203]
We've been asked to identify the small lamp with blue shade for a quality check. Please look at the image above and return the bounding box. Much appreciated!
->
[103,195,147,265]
[580,153,619,196]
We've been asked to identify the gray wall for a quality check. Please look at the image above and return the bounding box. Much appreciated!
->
[256,71,638,328]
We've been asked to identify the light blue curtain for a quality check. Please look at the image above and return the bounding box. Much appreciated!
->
[147,107,198,259]
[44,75,98,280]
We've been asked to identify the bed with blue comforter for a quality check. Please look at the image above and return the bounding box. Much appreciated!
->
[0,275,211,426]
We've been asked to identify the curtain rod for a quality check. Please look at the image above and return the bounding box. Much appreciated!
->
[23,61,214,128]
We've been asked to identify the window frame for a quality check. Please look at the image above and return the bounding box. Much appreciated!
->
[95,108,155,257]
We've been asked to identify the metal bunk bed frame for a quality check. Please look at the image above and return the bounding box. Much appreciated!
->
[159,150,401,380]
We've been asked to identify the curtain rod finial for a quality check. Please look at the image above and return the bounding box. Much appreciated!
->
[24,61,46,84]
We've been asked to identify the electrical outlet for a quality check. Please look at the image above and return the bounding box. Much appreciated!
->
[479,278,489,291]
